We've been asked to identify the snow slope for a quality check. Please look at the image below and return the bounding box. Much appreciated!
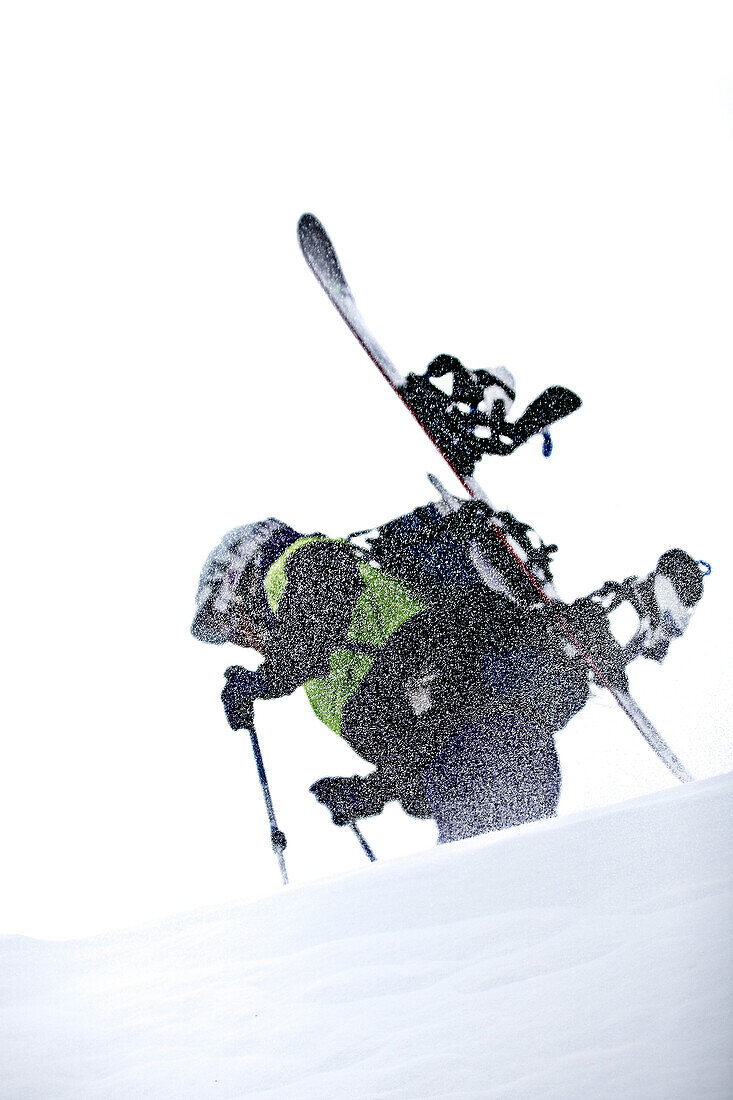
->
[2,773,731,1099]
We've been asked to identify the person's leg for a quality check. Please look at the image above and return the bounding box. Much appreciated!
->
[423,711,561,843]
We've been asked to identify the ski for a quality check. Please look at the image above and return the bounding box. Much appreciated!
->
[297,212,694,784]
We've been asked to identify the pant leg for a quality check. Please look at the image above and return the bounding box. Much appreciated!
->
[423,708,561,843]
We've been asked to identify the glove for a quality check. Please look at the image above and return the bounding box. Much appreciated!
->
[309,774,386,827]
[221,666,259,731]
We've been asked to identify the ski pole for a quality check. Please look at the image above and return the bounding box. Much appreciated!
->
[350,822,377,862]
[244,711,288,885]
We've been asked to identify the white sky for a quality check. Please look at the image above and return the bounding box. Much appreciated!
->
[2,1,732,939]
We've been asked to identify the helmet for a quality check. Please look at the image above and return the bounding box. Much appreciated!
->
[191,518,299,644]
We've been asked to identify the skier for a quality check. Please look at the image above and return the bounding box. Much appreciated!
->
[191,507,704,843]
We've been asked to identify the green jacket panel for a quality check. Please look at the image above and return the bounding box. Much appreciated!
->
[263,536,424,732]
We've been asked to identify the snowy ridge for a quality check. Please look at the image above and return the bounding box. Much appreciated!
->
[2,774,732,1099]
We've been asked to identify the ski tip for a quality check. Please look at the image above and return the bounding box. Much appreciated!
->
[297,212,351,296]
[297,213,327,267]
[297,212,323,243]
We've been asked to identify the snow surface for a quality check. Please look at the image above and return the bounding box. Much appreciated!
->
[3,772,731,1099]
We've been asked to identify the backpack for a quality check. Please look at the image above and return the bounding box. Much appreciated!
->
[350,498,591,733]
[350,498,558,609]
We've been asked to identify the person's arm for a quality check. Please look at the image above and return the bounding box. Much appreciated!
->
[251,540,364,698]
